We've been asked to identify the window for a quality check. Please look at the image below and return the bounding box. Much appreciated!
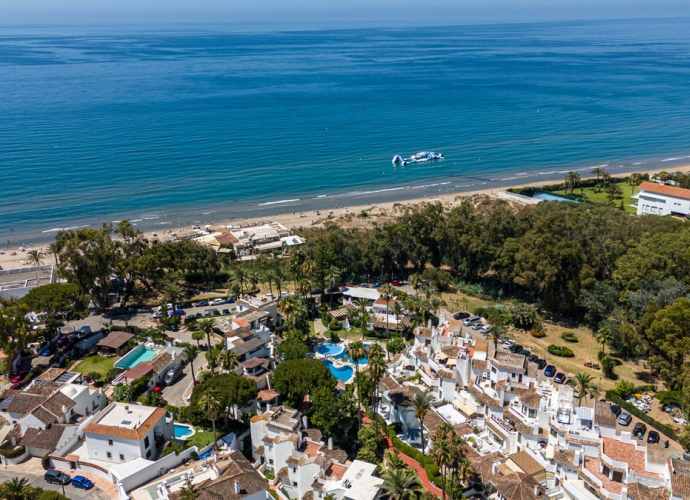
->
[146,449,151,459]
[107,452,112,459]
[528,408,538,419]
[120,454,125,461]
[145,436,150,449]
[108,439,113,446]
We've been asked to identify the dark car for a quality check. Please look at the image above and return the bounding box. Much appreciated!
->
[518,349,530,356]
[544,365,556,377]
[45,469,71,485]
[554,373,566,384]
[633,422,647,439]
[169,309,186,317]
[225,296,237,303]
[222,308,230,315]
[72,476,94,490]
[211,309,221,315]
[509,344,523,353]
[536,359,547,369]
[326,287,340,294]
[178,301,192,309]
[527,354,539,363]
[618,412,632,426]
[195,300,209,307]
[453,312,471,320]
[310,288,323,295]
[648,430,660,444]
[610,405,622,416]
[167,323,179,332]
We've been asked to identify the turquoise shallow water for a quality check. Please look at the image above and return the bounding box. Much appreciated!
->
[116,346,158,369]
[1,19,690,244]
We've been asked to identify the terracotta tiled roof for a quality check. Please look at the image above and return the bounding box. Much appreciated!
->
[42,392,76,415]
[415,327,433,338]
[254,446,264,456]
[423,411,445,436]
[413,347,428,359]
[552,449,576,467]
[492,471,543,500]
[381,376,401,391]
[285,456,300,466]
[29,406,57,426]
[322,447,348,464]
[150,352,173,374]
[277,466,289,479]
[302,491,314,500]
[670,459,690,500]
[437,369,454,379]
[303,428,322,442]
[468,379,501,408]
[122,363,154,380]
[388,385,422,407]
[472,359,488,371]
[470,451,505,483]
[511,418,543,437]
[25,383,62,396]
[508,451,544,476]
[626,482,668,500]
[36,368,66,382]
[257,389,279,402]
[602,437,653,476]
[638,181,690,200]
[97,331,134,349]
[170,450,268,500]
[473,339,489,352]
[442,345,461,358]
[6,393,47,416]
[518,390,543,408]
[84,405,167,441]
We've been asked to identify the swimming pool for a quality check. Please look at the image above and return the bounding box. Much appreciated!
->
[174,423,195,440]
[322,360,354,382]
[317,343,346,357]
[342,343,372,364]
[533,193,581,203]
[115,345,159,369]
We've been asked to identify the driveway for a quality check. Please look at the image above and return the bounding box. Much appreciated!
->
[0,466,112,500]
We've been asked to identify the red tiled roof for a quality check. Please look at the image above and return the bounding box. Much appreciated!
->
[638,181,690,200]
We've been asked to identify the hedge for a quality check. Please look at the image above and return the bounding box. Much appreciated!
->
[606,390,679,441]
[390,437,443,488]
[0,446,25,458]
[547,345,574,357]
[561,332,578,342]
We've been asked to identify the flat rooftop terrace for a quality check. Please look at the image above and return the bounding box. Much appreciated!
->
[97,403,159,429]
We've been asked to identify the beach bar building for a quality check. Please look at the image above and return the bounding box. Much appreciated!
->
[97,331,135,357]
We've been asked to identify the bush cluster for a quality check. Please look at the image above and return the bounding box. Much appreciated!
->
[561,332,578,342]
[547,344,574,357]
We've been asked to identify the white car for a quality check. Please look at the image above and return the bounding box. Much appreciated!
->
[209,298,225,306]
[502,341,514,350]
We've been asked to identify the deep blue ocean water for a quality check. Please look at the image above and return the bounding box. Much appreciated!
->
[2,19,690,244]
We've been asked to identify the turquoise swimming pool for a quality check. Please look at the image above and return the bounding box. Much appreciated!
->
[115,345,159,369]
[174,423,195,439]
[322,360,354,382]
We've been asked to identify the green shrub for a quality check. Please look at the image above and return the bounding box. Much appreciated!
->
[0,446,25,458]
[547,345,574,357]
[656,390,681,406]
[613,380,635,398]
[561,332,578,342]
[264,470,275,480]
[606,390,679,441]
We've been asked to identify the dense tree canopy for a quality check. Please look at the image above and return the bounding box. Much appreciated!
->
[272,358,336,407]
[20,283,89,320]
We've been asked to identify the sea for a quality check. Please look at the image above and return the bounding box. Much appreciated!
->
[2,18,690,245]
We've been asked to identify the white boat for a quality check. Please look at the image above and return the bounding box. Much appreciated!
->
[392,151,444,165]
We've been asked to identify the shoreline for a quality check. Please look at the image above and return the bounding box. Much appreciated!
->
[2,162,689,271]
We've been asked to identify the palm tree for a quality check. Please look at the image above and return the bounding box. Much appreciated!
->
[409,273,423,294]
[564,171,581,195]
[573,372,600,405]
[596,327,613,354]
[46,242,61,267]
[2,477,30,500]
[420,283,438,300]
[591,166,605,184]
[659,170,669,183]
[406,390,436,456]
[392,300,404,321]
[162,284,183,313]
[178,478,197,500]
[227,267,248,297]
[384,450,406,470]
[219,349,239,372]
[379,284,395,335]
[367,347,386,423]
[432,431,453,500]
[26,249,43,281]
[629,172,642,194]
[273,266,288,299]
[349,340,366,429]
[192,330,205,349]
[198,389,223,451]
[246,270,263,295]
[605,182,622,203]
[183,344,200,384]
[429,295,446,319]
[380,468,423,500]
[325,265,341,309]
[197,318,217,374]
[264,270,276,298]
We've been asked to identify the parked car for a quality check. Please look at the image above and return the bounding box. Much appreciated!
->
[372,282,384,288]
[310,288,323,295]
[72,476,94,490]
[633,422,647,439]
[222,309,230,315]
[164,364,183,385]
[74,326,92,340]
[211,309,221,315]
[137,306,152,313]
[463,316,481,326]
[554,373,566,384]
[453,312,471,320]
[509,344,523,353]
[359,283,369,288]
[536,359,547,369]
[502,340,514,350]
[203,310,212,316]
[178,302,192,309]
[10,371,27,384]
[45,469,71,485]
[209,298,225,306]
[617,412,632,426]
[169,309,186,317]
[647,430,660,444]
[471,322,484,330]
[225,296,237,303]
[480,325,493,334]
[544,365,556,377]
[527,354,539,363]
[518,349,530,356]
[610,405,622,416]
[391,280,401,286]
[166,323,179,332]
[195,300,209,307]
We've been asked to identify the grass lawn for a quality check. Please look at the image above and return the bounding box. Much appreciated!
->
[506,322,654,392]
[188,430,215,448]
[72,355,117,378]
[441,291,497,313]
[549,182,639,214]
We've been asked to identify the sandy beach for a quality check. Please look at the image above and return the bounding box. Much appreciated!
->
[2,163,689,272]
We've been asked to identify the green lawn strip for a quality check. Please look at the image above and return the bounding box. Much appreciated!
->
[550,182,638,214]
[188,430,215,448]
[72,355,117,378]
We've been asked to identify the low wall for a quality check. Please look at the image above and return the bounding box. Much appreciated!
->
[50,455,112,481]
[1,447,29,466]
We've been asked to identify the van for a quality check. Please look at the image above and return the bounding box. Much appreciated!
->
[75,325,92,340]
[45,469,71,485]
[164,364,183,386]
[462,316,481,327]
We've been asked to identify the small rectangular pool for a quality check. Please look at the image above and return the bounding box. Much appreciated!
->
[115,345,159,369]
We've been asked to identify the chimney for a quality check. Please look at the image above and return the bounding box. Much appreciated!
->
[302,416,308,429]
[534,485,540,496]
[266,403,272,414]
[125,405,129,411]
[328,437,333,450]
[492,462,499,475]
[266,374,271,390]
[234,480,241,494]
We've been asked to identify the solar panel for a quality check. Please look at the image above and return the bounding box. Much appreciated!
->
[56,372,76,383]
[577,407,593,420]
[0,396,14,409]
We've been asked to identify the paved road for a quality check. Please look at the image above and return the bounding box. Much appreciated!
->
[0,468,111,500]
